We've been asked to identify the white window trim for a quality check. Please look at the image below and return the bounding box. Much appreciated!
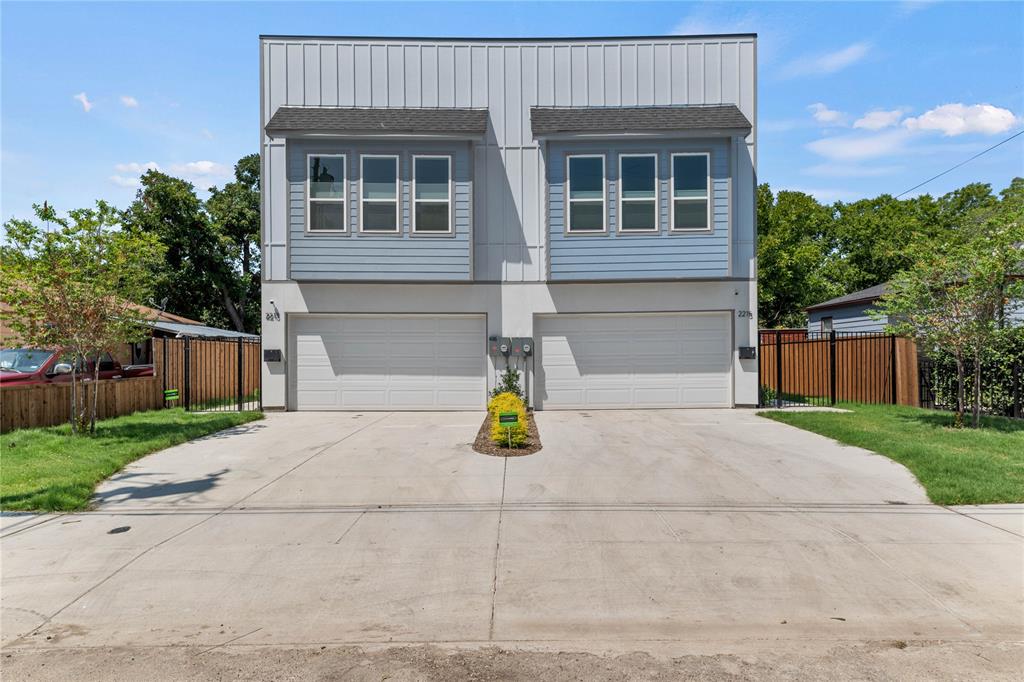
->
[821,316,834,334]
[617,153,659,233]
[670,152,712,233]
[411,154,453,235]
[306,153,347,234]
[359,154,401,234]
[565,154,607,234]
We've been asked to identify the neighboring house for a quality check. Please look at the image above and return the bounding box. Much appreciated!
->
[259,33,758,410]
[806,281,1024,334]
[1,301,256,366]
[806,284,891,335]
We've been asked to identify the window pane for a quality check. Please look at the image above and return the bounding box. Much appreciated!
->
[620,201,656,231]
[415,158,449,200]
[310,201,346,231]
[674,199,708,230]
[569,157,604,200]
[569,201,603,231]
[362,201,397,231]
[309,156,345,198]
[362,157,397,199]
[620,156,656,199]
[673,155,707,197]
[415,202,450,232]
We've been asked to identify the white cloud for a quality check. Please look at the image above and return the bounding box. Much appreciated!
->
[780,42,871,78]
[854,109,907,130]
[114,161,160,174]
[168,160,230,178]
[803,163,903,178]
[200,128,215,140]
[898,0,937,17]
[903,103,1019,136]
[808,103,846,125]
[805,129,911,161]
[120,95,139,108]
[73,92,93,112]
[109,175,142,189]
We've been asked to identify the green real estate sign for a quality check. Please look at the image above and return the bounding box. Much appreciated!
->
[164,389,180,401]
[498,412,519,425]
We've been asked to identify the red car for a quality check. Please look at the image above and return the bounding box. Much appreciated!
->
[0,348,127,386]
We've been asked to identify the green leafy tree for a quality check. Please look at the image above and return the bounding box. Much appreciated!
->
[206,154,261,333]
[756,184,841,328]
[122,155,262,334]
[876,181,1024,427]
[1,202,163,433]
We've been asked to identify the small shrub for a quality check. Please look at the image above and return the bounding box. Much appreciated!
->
[488,391,528,448]
[491,366,523,398]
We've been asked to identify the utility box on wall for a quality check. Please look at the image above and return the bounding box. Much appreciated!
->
[488,336,512,356]
[511,337,533,356]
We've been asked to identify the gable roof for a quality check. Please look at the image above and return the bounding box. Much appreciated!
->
[806,283,890,313]
[265,107,489,135]
[530,104,751,136]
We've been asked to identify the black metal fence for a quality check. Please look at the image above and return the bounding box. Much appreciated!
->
[918,355,1023,419]
[161,336,261,412]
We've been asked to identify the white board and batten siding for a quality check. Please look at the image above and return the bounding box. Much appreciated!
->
[536,313,733,409]
[289,315,486,410]
[261,36,757,284]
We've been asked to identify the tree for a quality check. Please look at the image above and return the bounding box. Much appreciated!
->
[876,183,1024,427]
[206,154,261,333]
[0,202,163,433]
[122,155,262,334]
[756,184,841,328]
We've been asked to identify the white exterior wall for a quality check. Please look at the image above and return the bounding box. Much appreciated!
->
[260,34,759,409]
[262,279,758,407]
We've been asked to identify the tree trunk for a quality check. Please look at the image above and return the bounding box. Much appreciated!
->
[972,349,982,429]
[955,354,965,429]
[218,282,245,333]
[90,354,100,433]
[69,365,78,435]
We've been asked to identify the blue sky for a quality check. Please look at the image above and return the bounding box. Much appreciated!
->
[2,1,1022,223]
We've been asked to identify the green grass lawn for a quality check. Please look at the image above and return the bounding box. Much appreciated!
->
[761,403,1024,505]
[1,408,263,512]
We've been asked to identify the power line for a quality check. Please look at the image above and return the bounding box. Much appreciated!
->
[895,129,1024,198]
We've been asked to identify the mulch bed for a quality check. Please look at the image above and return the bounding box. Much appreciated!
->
[472,411,543,457]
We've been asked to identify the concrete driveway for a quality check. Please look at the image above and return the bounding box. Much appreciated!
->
[2,410,1022,676]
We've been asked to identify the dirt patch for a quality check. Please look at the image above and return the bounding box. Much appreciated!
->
[4,640,1023,681]
[472,410,542,457]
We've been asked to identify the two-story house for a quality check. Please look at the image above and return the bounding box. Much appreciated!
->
[259,33,758,411]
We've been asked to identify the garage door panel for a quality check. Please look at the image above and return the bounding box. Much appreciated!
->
[537,313,731,409]
[291,315,485,410]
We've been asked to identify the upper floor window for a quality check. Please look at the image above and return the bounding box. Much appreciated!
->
[618,154,658,232]
[821,317,834,334]
[360,155,399,232]
[567,155,606,233]
[307,154,346,232]
[413,156,452,233]
[671,153,710,231]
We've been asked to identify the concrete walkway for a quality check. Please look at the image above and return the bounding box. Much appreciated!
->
[2,410,1022,667]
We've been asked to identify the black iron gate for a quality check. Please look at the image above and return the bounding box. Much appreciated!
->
[160,336,261,412]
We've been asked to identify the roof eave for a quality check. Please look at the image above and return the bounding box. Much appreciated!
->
[532,127,750,140]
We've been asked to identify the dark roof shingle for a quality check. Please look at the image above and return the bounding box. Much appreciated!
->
[530,104,751,135]
[806,283,890,312]
[265,107,488,135]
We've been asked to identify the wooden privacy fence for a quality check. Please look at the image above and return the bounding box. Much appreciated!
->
[1,336,261,433]
[759,331,919,408]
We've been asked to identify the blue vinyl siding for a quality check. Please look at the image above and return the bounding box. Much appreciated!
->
[808,304,887,334]
[287,140,471,281]
[548,140,730,281]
